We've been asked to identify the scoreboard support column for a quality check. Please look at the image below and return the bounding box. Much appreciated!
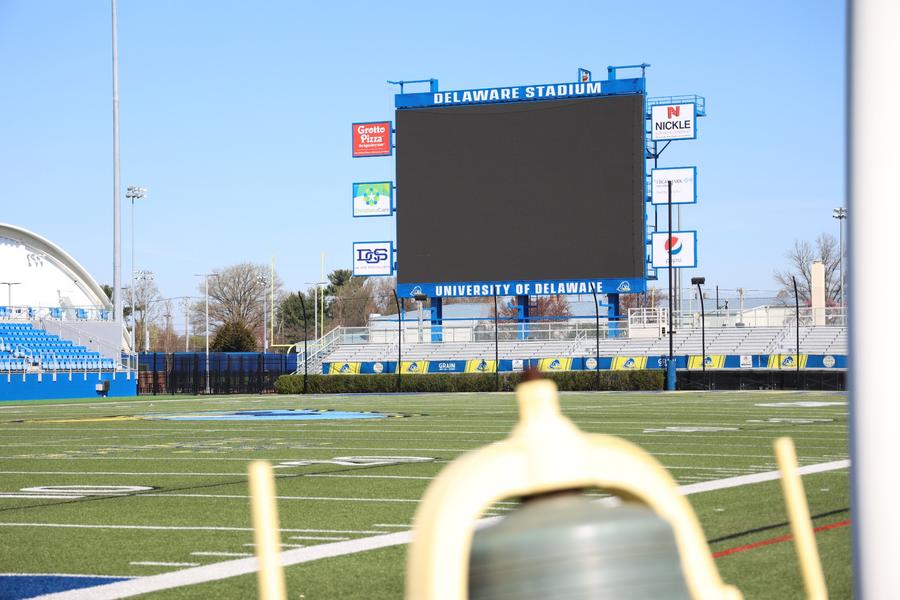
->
[516,295,530,340]
[429,297,443,343]
[607,293,621,338]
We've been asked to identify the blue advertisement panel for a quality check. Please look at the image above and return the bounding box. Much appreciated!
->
[397,278,645,299]
[352,182,393,217]
[352,241,394,277]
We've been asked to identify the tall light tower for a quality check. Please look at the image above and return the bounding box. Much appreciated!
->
[832,207,847,319]
[112,0,122,329]
[126,186,147,346]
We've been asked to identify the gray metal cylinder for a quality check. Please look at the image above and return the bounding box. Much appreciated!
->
[469,492,691,600]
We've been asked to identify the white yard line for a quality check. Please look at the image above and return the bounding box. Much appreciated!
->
[190,552,253,558]
[0,523,391,533]
[0,494,89,499]
[30,458,851,600]
[680,459,850,494]
[129,562,198,567]
[0,572,130,579]
[305,474,434,480]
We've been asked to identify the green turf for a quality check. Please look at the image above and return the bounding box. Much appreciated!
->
[0,390,850,598]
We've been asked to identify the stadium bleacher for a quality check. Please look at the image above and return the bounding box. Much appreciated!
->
[0,322,116,372]
[316,325,848,367]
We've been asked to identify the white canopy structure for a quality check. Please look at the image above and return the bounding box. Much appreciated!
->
[0,222,111,314]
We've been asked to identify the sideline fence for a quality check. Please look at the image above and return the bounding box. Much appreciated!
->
[138,352,298,395]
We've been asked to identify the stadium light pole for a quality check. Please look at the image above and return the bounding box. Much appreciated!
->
[0,282,21,307]
[832,207,847,321]
[691,277,706,374]
[194,272,219,394]
[126,185,147,349]
[111,0,123,331]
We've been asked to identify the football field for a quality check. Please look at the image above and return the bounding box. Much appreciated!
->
[0,390,851,599]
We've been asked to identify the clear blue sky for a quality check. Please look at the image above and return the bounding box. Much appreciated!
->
[0,0,844,303]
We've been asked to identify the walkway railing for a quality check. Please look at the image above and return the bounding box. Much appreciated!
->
[0,304,113,322]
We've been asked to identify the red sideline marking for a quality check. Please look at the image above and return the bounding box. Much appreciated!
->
[713,519,851,558]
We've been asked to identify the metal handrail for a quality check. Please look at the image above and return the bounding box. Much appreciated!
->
[0,304,113,322]
[37,319,130,370]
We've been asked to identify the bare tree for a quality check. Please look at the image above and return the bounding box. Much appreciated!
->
[774,233,842,305]
[331,278,379,327]
[192,263,283,348]
[618,287,667,312]
[126,277,162,351]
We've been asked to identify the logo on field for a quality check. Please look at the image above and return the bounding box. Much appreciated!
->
[616,281,631,292]
[410,286,423,297]
[823,355,836,368]
[373,362,384,374]
[664,236,683,255]
[585,357,598,370]
[548,359,562,370]
[356,248,389,264]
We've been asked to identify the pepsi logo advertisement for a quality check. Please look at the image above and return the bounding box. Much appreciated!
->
[651,231,698,269]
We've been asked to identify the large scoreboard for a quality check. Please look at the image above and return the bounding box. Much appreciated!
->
[394,85,646,298]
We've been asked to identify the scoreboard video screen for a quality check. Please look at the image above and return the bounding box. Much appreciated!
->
[395,94,645,286]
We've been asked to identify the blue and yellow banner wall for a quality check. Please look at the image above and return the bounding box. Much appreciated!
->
[687,355,726,369]
[323,353,845,374]
[611,356,648,370]
[538,357,573,372]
